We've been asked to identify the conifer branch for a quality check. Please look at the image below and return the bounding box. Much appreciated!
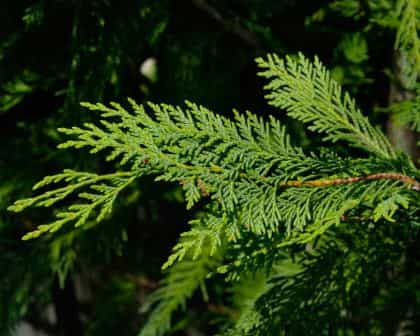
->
[10,79,416,242]
[8,52,420,336]
[257,53,396,159]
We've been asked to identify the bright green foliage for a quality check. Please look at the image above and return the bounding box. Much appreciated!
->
[3,1,420,335]
[373,193,410,222]
[257,53,395,159]
[8,170,137,240]
[9,55,416,245]
[162,212,227,269]
[9,52,420,335]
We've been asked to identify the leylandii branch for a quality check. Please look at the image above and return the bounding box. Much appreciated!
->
[281,173,420,191]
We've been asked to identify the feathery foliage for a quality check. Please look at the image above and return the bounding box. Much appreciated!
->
[139,247,221,336]
[8,170,137,240]
[9,50,420,335]
[256,53,396,158]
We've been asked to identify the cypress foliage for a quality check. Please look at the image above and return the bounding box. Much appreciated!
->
[10,44,420,336]
[2,0,420,335]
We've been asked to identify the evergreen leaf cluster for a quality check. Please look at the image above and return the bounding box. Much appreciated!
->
[9,51,420,335]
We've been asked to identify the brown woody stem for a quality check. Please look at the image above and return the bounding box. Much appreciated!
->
[281,173,420,191]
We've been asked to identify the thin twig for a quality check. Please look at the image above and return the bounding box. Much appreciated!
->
[191,0,261,48]
[281,172,420,191]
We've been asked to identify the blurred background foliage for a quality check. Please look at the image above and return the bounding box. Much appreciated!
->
[0,0,414,335]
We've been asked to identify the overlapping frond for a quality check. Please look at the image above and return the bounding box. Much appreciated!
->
[162,211,228,269]
[139,247,221,336]
[8,170,137,239]
[10,97,414,246]
[9,52,420,336]
[252,220,413,335]
[256,53,396,158]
